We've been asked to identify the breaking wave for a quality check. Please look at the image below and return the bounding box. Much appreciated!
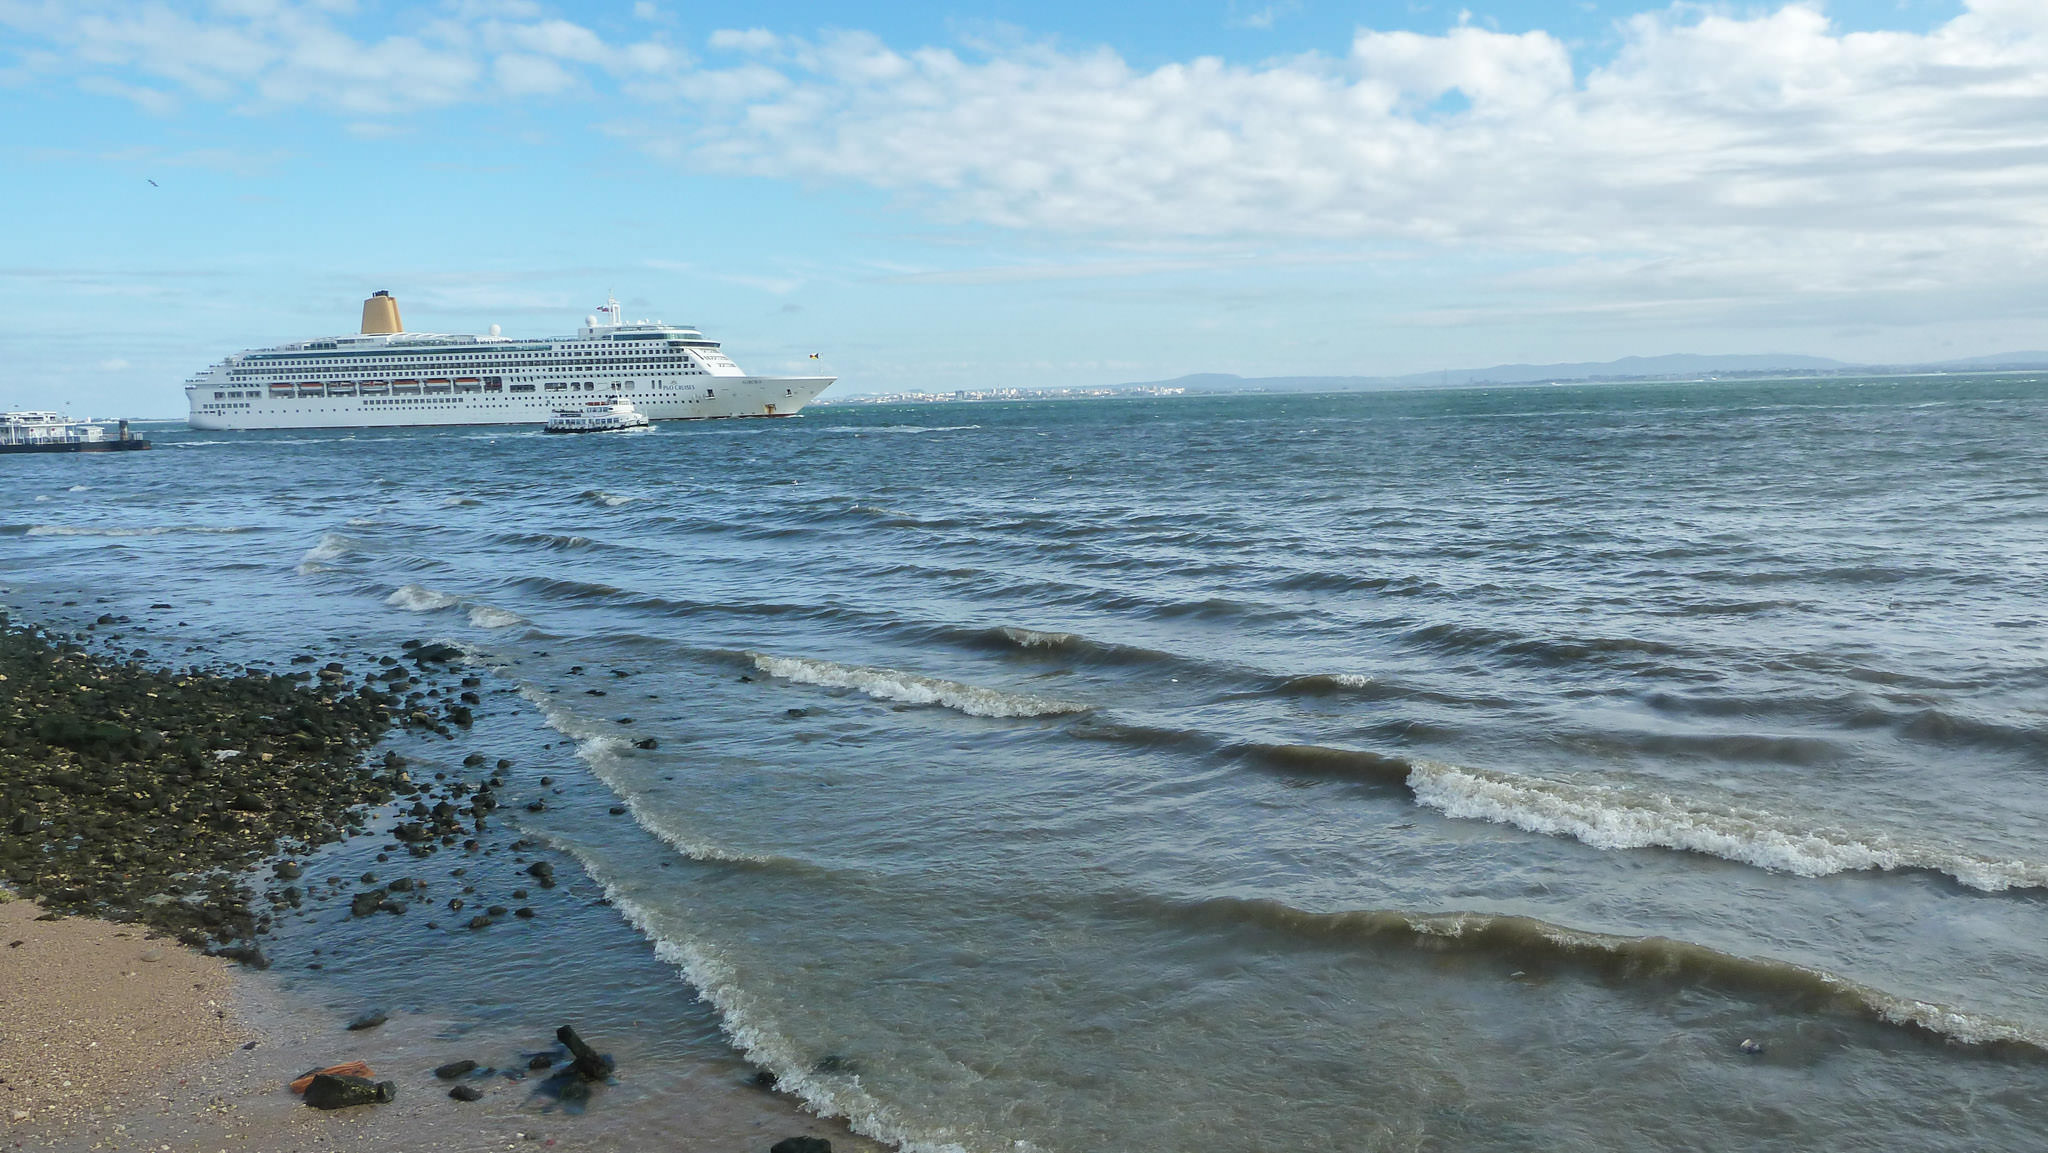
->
[1143,894,2048,1052]
[1403,759,2048,893]
[24,524,257,537]
[557,859,982,1153]
[296,532,358,574]
[749,652,1089,718]
[466,605,527,629]
[580,489,634,507]
[1216,741,2048,894]
[820,423,981,435]
[385,583,461,612]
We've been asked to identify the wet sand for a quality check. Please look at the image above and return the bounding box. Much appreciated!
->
[0,895,875,1153]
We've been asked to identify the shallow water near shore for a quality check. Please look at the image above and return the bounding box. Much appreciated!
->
[6,376,2048,1151]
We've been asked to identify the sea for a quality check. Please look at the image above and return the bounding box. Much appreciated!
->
[4,375,2047,1152]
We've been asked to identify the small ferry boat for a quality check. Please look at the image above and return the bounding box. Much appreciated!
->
[545,396,652,434]
[1,412,151,454]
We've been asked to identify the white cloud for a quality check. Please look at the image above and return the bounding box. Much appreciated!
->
[8,0,2048,312]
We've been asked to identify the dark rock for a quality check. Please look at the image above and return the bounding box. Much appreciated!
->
[303,1074,396,1109]
[528,1053,555,1070]
[349,891,385,917]
[434,1059,479,1080]
[633,738,658,750]
[556,1025,615,1080]
[487,905,508,917]
[211,942,269,968]
[770,1139,833,1153]
[466,915,492,930]
[463,753,486,767]
[525,799,546,813]
[345,1009,388,1031]
[448,1083,483,1102]
[413,643,462,664]
[273,861,303,880]
[608,805,627,816]
[514,907,535,919]
[748,1068,778,1090]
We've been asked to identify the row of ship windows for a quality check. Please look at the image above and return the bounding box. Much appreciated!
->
[246,354,731,369]
[214,381,719,399]
[228,368,714,381]
[199,396,730,414]
[208,386,727,402]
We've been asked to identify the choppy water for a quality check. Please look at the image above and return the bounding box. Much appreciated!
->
[6,376,2048,1151]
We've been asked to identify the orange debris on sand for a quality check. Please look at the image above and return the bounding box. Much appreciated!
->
[289,1061,373,1094]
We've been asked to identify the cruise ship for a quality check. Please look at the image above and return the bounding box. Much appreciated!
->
[185,292,834,430]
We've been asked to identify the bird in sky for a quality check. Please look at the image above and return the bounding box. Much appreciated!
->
[147,179,158,187]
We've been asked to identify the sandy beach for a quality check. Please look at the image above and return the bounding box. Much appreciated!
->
[0,895,872,1153]
[0,614,877,1153]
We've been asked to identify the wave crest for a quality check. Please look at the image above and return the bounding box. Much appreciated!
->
[749,652,1088,718]
[1406,759,2048,893]
[385,583,461,612]
[467,605,527,629]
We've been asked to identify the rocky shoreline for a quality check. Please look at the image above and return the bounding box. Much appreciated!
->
[0,613,484,954]
[0,609,877,1151]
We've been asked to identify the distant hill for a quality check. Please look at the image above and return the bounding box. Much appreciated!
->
[1121,350,2048,394]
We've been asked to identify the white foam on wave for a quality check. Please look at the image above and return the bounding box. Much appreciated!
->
[25,523,256,537]
[581,489,634,507]
[296,532,357,574]
[749,652,1089,718]
[1325,673,1376,689]
[344,516,378,527]
[581,874,977,1153]
[1406,759,2048,893]
[823,424,981,435]
[513,685,774,866]
[66,484,89,492]
[467,604,527,629]
[1000,626,1080,649]
[384,583,461,612]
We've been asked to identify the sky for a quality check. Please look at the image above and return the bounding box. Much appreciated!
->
[2,0,2041,415]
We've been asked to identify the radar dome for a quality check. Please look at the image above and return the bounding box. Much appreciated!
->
[489,323,501,337]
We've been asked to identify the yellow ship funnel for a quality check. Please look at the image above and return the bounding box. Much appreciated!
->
[360,290,403,334]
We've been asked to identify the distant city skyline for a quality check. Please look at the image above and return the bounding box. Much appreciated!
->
[3,0,2036,416]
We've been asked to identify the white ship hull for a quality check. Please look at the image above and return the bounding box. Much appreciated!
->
[183,291,836,432]
[187,376,833,431]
